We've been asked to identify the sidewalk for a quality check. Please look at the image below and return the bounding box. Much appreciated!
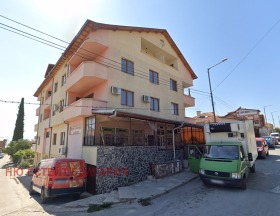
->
[59,168,198,209]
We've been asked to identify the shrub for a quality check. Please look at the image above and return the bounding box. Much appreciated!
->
[18,161,31,169]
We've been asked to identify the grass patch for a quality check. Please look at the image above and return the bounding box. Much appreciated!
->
[87,203,112,213]
[138,198,152,206]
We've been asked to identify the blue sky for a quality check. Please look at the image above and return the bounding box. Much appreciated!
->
[1,0,280,141]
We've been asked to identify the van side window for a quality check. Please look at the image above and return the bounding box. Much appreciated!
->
[240,146,245,159]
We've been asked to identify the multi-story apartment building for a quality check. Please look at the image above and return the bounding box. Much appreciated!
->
[33,20,199,194]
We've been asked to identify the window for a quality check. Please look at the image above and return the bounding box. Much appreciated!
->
[53,133,57,145]
[59,99,64,112]
[60,132,65,145]
[61,74,66,86]
[46,131,50,138]
[84,117,95,146]
[54,82,58,92]
[121,58,134,75]
[149,70,159,85]
[150,97,160,112]
[171,102,179,115]
[121,89,134,107]
[170,79,177,91]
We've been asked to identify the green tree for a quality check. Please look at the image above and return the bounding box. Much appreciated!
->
[5,139,32,155]
[274,127,280,133]
[12,98,25,141]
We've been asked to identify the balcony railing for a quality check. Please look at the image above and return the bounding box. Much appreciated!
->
[63,98,108,121]
[183,94,195,107]
[65,61,108,95]
[34,124,38,132]
[36,107,40,116]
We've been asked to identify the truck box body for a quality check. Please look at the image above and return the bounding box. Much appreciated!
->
[199,120,257,189]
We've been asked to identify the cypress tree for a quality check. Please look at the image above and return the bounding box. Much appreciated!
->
[12,98,25,141]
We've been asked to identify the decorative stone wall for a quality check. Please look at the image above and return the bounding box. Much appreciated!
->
[95,146,184,194]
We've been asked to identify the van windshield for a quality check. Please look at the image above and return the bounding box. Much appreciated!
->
[204,145,239,160]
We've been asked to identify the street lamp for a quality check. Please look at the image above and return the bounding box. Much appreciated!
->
[263,105,272,125]
[207,58,228,122]
[271,111,277,130]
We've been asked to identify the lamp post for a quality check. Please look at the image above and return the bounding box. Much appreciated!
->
[271,111,277,130]
[207,58,228,122]
[263,105,272,126]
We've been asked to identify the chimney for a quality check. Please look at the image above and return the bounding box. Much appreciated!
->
[197,111,201,117]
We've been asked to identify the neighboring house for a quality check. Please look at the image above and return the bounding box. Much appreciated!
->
[193,111,238,125]
[33,20,199,194]
[0,137,7,152]
[223,107,264,137]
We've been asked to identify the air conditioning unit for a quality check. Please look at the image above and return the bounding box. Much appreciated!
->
[111,86,121,95]
[53,104,59,111]
[143,95,150,103]
[59,147,66,155]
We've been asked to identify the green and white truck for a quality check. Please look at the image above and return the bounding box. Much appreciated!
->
[198,120,257,189]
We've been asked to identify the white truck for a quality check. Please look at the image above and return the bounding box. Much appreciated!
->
[199,120,257,189]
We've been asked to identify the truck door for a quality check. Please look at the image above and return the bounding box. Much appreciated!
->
[188,145,204,173]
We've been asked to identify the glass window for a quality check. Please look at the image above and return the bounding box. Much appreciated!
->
[84,117,95,146]
[150,97,159,112]
[170,79,177,91]
[121,58,134,75]
[149,70,159,84]
[171,102,179,115]
[54,82,58,92]
[53,133,57,145]
[121,89,134,107]
[61,74,66,86]
[60,132,65,145]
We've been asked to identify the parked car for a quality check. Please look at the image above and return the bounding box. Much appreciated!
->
[0,153,4,159]
[262,136,276,148]
[272,137,278,145]
[270,132,280,143]
[256,137,269,159]
[29,158,86,203]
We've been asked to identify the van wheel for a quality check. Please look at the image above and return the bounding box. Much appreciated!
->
[250,164,256,173]
[40,188,47,203]
[241,176,247,190]
[29,182,35,195]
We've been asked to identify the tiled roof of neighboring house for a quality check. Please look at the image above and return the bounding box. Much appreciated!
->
[34,20,197,96]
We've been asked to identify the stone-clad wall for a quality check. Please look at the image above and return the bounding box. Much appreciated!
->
[95,146,184,194]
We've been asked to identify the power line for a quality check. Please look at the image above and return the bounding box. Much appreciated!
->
[214,16,280,91]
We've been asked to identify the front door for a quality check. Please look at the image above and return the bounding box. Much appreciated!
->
[188,145,204,173]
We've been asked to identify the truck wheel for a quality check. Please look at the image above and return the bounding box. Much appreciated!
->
[29,182,35,195]
[267,151,269,156]
[250,164,256,173]
[241,176,247,190]
[40,188,47,204]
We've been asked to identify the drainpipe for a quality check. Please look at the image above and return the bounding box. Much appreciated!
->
[64,121,69,158]
[173,122,184,161]
[48,77,55,158]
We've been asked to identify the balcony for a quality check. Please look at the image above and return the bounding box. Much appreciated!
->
[183,94,195,107]
[63,98,108,121]
[36,107,40,116]
[34,124,38,132]
[65,61,108,95]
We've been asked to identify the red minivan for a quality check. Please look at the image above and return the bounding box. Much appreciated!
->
[29,158,86,203]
